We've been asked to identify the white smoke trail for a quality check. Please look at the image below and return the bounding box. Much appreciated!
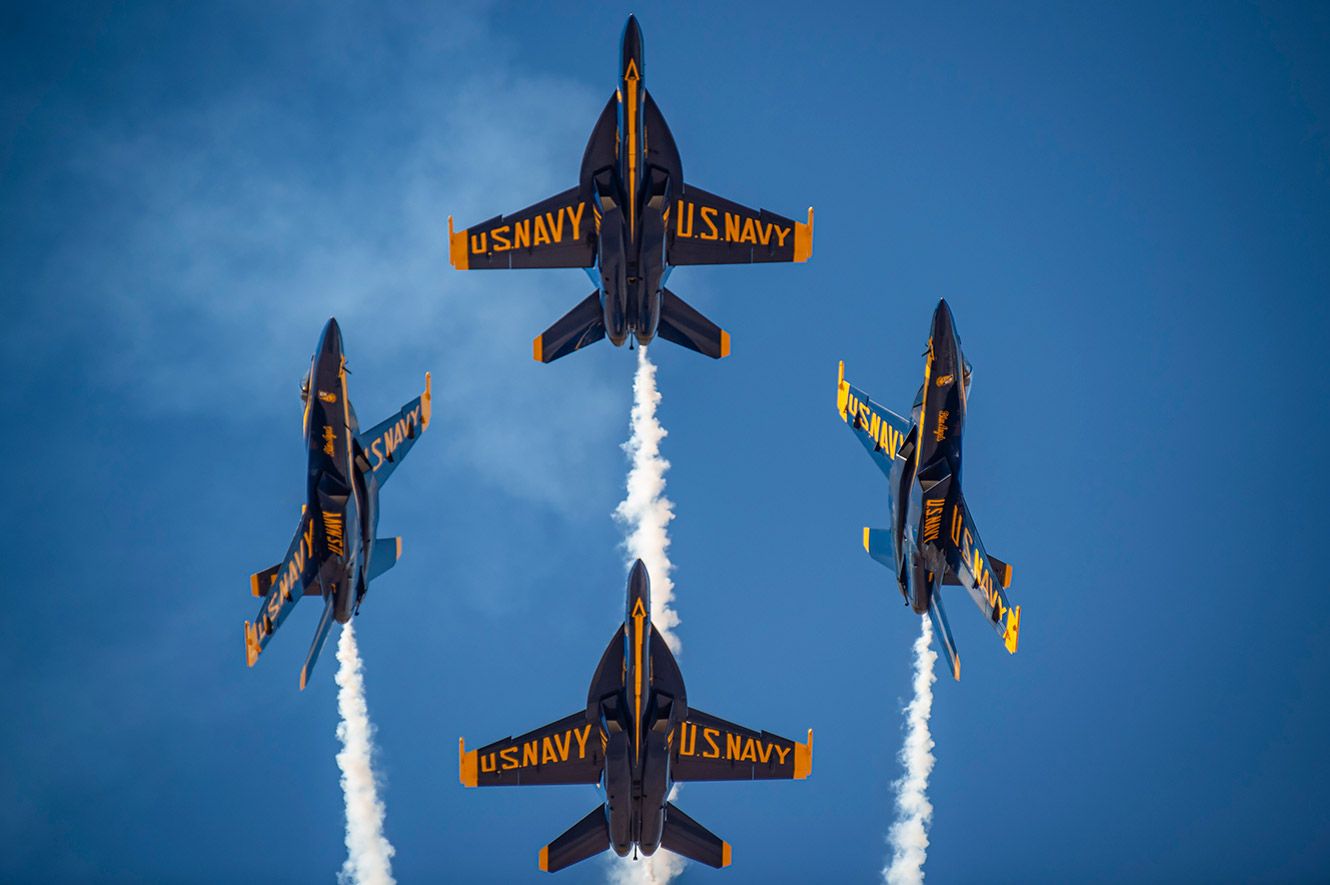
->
[334,623,396,885]
[884,616,938,885]
[613,346,680,652]
[609,346,684,883]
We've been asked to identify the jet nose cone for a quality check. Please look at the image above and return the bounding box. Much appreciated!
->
[621,15,644,78]
[318,316,343,357]
[931,299,955,337]
[627,559,651,606]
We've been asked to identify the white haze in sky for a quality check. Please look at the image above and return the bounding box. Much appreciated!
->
[884,616,939,885]
[335,623,396,885]
[608,347,685,883]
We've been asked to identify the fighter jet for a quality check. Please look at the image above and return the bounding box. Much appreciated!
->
[459,560,812,872]
[244,318,431,689]
[447,15,813,363]
[837,300,1020,681]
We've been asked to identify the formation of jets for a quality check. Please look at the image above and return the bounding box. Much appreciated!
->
[448,15,812,362]
[242,15,1020,874]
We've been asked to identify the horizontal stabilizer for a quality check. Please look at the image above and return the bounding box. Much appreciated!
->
[656,288,729,359]
[534,291,606,363]
[862,527,895,572]
[659,803,731,869]
[929,593,961,682]
[367,537,402,582]
[539,805,609,873]
[299,598,337,691]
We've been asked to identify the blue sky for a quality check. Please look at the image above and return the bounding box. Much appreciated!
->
[3,1,1329,882]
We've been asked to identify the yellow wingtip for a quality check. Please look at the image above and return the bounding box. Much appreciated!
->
[538,846,550,872]
[533,335,544,363]
[721,842,732,868]
[250,572,262,597]
[793,729,813,779]
[836,360,850,420]
[395,537,403,559]
[421,371,432,431]
[459,738,478,787]
[448,216,469,270]
[794,206,814,262]
[862,527,871,553]
[719,329,731,358]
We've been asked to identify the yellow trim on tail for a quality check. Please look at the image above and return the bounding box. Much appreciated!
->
[459,738,478,787]
[836,360,849,420]
[421,372,432,431]
[793,729,814,779]
[244,622,260,667]
[448,216,469,270]
[793,207,814,262]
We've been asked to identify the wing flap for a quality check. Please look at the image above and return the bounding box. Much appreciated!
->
[943,495,1020,653]
[358,375,430,486]
[667,184,811,265]
[460,712,603,787]
[450,187,595,270]
[837,362,912,480]
[245,509,320,667]
[670,709,812,782]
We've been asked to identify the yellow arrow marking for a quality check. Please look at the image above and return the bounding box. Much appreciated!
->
[624,60,640,240]
[632,597,646,765]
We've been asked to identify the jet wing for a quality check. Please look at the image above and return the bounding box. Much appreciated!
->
[459,712,604,787]
[942,494,1020,654]
[837,361,913,479]
[449,187,595,270]
[670,709,812,781]
[244,509,321,667]
[667,184,812,265]
[358,373,431,486]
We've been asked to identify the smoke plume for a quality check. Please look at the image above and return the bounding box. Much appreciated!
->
[609,346,684,882]
[613,347,680,652]
[883,615,938,884]
[335,623,396,885]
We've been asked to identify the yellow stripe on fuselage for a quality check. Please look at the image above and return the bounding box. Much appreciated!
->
[624,60,640,240]
[632,598,645,765]
[916,338,933,476]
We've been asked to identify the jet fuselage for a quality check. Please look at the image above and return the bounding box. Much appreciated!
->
[597,560,684,858]
[302,318,379,624]
[591,14,674,348]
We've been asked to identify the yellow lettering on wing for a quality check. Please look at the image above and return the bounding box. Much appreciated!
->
[513,219,531,250]
[678,723,697,756]
[773,745,791,766]
[546,210,564,243]
[724,212,741,241]
[725,732,743,760]
[532,215,551,246]
[541,736,559,764]
[469,232,488,254]
[573,724,592,759]
[499,746,519,770]
[568,202,586,240]
[700,205,719,240]
[774,225,791,247]
[481,752,497,773]
[702,727,721,759]
[491,225,510,251]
